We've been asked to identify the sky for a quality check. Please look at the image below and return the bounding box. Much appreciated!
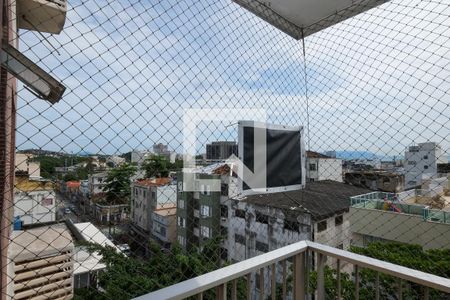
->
[15,0,450,159]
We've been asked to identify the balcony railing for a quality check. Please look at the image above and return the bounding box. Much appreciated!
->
[134,241,450,300]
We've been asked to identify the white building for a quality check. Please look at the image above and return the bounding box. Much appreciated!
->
[306,151,343,182]
[14,177,56,226]
[405,142,447,189]
[88,172,108,195]
[15,153,40,178]
[130,178,176,249]
[131,149,152,165]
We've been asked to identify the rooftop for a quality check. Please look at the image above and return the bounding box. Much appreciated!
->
[306,150,332,159]
[242,180,371,220]
[134,177,172,187]
[14,176,54,192]
[153,205,177,216]
[9,224,73,262]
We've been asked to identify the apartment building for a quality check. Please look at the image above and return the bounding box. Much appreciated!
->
[176,164,238,251]
[14,176,56,226]
[306,151,343,182]
[349,191,450,249]
[152,206,177,248]
[15,153,40,178]
[405,142,447,189]
[130,178,176,249]
[88,172,108,195]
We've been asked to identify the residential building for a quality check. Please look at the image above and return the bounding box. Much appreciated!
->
[177,164,238,251]
[225,181,370,296]
[206,141,238,160]
[344,170,405,192]
[349,191,450,249]
[92,203,129,225]
[14,176,56,226]
[405,142,447,189]
[130,178,176,249]
[306,151,343,182]
[152,206,177,248]
[153,143,176,163]
[106,155,126,167]
[7,225,74,299]
[88,172,108,195]
[15,153,40,178]
[131,149,152,165]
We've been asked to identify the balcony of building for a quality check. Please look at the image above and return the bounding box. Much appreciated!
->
[135,240,450,300]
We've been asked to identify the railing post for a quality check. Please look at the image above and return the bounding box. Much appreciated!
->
[216,283,226,300]
[260,268,264,300]
[282,260,287,300]
[336,259,341,300]
[375,272,380,300]
[293,252,305,300]
[232,279,237,300]
[423,286,429,300]
[354,265,360,300]
[398,279,403,300]
[317,253,325,300]
[271,263,276,300]
[246,273,251,300]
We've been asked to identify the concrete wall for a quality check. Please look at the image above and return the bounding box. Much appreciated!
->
[349,207,450,249]
[318,158,343,182]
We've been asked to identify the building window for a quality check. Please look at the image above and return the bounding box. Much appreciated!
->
[235,209,245,218]
[337,243,343,250]
[200,205,211,217]
[143,190,147,197]
[335,215,343,226]
[256,212,269,224]
[134,189,138,196]
[179,199,185,209]
[177,216,186,227]
[220,205,228,218]
[423,155,428,159]
[235,234,245,244]
[200,226,210,238]
[317,220,327,232]
[178,181,183,193]
[41,198,53,206]
[177,235,185,246]
[220,248,228,260]
[255,241,269,253]
[221,183,228,196]
[284,220,299,232]
[206,185,211,195]
[408,161,416,165]
[424,165,428,169]
[309,164,317,171]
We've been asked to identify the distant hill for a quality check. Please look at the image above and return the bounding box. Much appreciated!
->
[17,149,66,157]
[333,151,378,160]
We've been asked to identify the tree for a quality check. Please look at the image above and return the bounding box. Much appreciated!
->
[75,238,245,299]
[142,155,169,178]
[102,163,137,205]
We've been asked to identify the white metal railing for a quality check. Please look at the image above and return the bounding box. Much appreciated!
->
[134,240,450,300]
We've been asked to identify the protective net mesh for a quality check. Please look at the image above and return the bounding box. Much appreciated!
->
[3,0,450,299]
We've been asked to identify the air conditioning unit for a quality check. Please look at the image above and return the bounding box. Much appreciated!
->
[17,0,67,34]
